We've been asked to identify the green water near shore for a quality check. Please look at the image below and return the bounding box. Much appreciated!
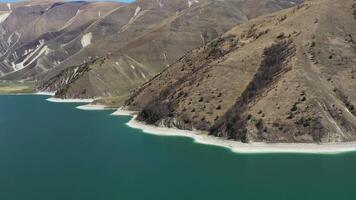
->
[1,95,356,200]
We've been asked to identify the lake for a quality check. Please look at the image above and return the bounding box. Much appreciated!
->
[1,95,356,200]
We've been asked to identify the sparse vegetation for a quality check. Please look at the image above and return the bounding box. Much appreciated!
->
[291,103,298,112]
[295,117,318,128]
[210,39,296,141]
[126,0,356,143]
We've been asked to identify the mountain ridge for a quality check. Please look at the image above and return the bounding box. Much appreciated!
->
[28,0,301,102]
[125,0,356,143]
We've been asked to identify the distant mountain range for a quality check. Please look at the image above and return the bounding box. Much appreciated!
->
[125,0,356,143]
[0,0,301,103]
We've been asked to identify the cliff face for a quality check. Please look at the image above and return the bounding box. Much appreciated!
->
[125,0,356,143]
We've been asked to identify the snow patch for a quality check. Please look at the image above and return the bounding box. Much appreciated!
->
[130,64,135,70]
[133,6,141,18]
[54,60,61,65]
[61,10,81,30]
[6,3,11,10]
[157,0,164,8]
[44,46,52,55]
[81,32,92,48]
[7,33,14,44]
[188,0,199,7]
[73,67,79,74]
[0,12,10,23]
[120,6,143,33]
[141,72,146,79]
[7,31,20,45]
[11,44,48,72]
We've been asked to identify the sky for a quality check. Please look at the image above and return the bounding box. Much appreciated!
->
[0,0,135,2]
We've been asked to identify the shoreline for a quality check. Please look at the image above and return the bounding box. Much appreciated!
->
[76,104,116,110]
[35,91,117,110]
[35,91,96,104]
[35,91,55,96]
[111,107,138,116]
[111,108,356,154]
[46,97,94,103]
[13,93,356,154]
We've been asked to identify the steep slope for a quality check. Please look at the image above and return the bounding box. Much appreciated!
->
[0,0,125,79]
[125,0,356,143]
[36,0,301,101]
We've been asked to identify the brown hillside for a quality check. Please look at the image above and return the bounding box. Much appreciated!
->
[126,0,356,143]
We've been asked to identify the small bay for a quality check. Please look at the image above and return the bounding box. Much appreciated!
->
[0,95,356,200]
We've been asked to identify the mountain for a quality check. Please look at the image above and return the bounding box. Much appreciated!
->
[125,0,356,143]
[0,0,300,103]
[0,0,126,77]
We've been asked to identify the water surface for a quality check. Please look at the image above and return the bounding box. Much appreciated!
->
[0,95,356,200]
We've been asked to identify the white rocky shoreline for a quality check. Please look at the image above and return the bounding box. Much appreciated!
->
[111,108,356,154]
[35,92,356,154]
[35,92,111,109]
[46,97,94,103]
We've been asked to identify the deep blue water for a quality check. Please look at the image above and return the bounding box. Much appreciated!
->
[0,95,356,200]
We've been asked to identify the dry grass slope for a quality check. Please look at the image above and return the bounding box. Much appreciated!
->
[126,0,356,143]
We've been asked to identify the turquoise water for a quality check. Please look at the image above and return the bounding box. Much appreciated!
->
[1,95,356,200]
